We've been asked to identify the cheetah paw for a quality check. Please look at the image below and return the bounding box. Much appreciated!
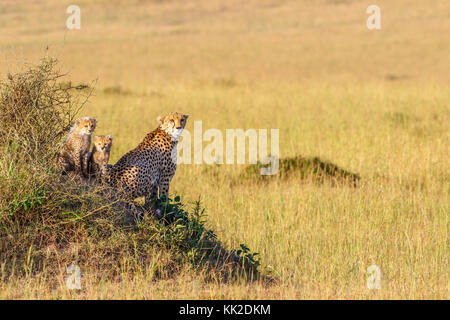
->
[154,209,162,219]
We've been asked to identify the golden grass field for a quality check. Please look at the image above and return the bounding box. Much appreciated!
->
[0,0,449,299]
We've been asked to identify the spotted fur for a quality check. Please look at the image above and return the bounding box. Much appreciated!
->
[108,112,188,205]
[57,117,96,178]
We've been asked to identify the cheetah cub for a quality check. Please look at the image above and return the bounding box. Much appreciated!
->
[88,135,113,182]
[57,117,96,178]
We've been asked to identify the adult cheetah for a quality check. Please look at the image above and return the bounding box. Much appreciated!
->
[108,112,188,206]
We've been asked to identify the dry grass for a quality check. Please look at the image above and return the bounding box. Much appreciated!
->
[0,0,449,299]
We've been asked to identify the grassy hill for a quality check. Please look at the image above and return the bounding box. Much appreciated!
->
[0,0,448,299]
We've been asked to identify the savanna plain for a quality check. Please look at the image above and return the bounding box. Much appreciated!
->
[0,0,448,299]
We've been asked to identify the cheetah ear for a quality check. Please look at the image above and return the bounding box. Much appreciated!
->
[157,116,163,124]
[107,134,113,140]
[183,114,189,120]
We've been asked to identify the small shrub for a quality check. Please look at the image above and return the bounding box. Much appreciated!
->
[142,196,260,278]
[0,57,94,207]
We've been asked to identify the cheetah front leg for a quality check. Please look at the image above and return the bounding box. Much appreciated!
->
[144,185,158,206]
[81,152,89,178]
[144,185,160,218]
[158,176,171,199]
[73,152,81,173]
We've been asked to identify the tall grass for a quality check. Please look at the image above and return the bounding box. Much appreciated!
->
[0,0,448,299]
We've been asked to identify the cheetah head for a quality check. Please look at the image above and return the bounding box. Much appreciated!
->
[93,135,113,152]
[75,117,96,135]
[157,112,189,142]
